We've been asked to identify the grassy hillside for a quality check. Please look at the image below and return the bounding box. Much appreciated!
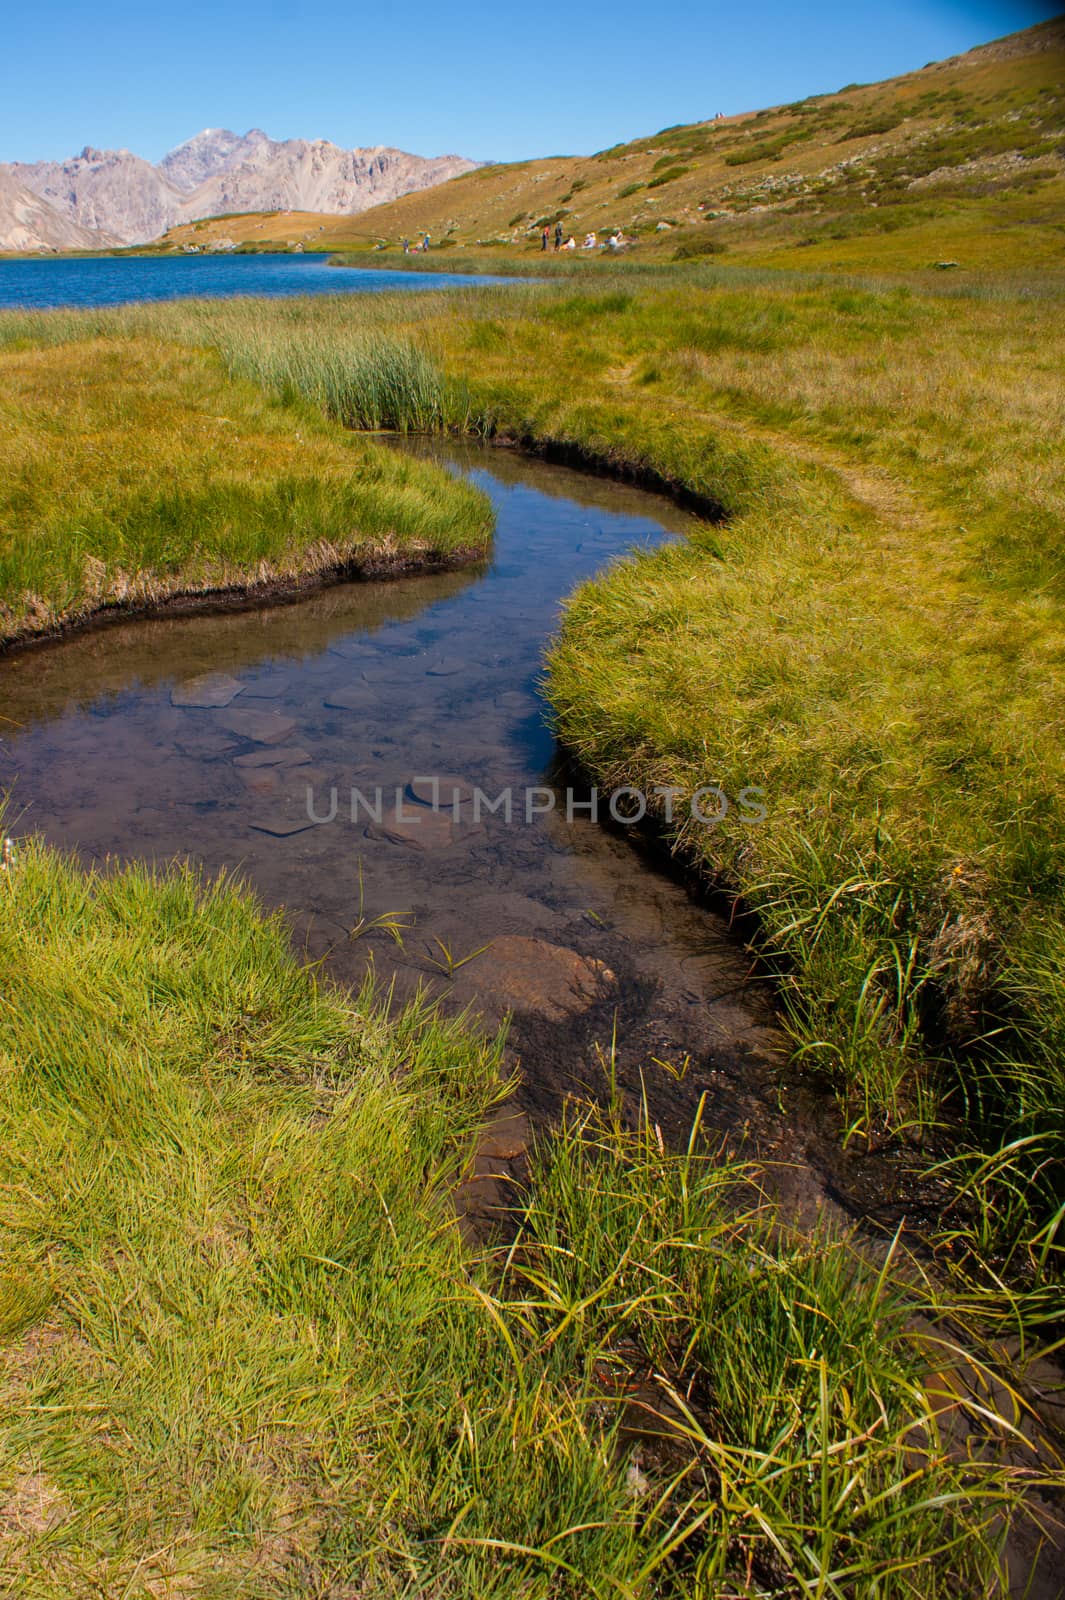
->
[153,18,1065,272]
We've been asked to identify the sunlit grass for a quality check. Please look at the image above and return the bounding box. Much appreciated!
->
[0,835,1052,1594]
[0,330,491,643]
[2,263,1063,1285]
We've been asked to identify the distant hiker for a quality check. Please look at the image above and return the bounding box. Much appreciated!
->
[541,225,550,251]
[554,220,563,251]
[402,237,409,253]
[422,232,430,252]
[582,231,597,249]
[608,230,624,249]
[563,235,576,251]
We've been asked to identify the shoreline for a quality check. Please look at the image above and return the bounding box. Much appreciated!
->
[0,538,488,657]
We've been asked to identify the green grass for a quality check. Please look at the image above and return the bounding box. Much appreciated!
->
[0,327,491,644]
[0,836,1050,1594]
[4,268,1065,1293]
[173,263,1064,1294]
[5,265,1065,1286]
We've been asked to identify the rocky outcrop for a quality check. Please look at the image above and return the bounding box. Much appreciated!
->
[0,168,119,252]
[158,128,273,193]
[2,130,477,246]
[9,147,182,244]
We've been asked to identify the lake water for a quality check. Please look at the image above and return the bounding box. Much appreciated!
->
[0,442,880,1227]
[0,252,502,310]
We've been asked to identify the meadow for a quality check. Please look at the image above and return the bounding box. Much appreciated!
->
[0,835,1052,1595]
[1,258,1064,1588]
[46,263,1057,1288]
[0,323,491,644]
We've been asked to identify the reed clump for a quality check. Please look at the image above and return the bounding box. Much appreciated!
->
[215,322,456,432]
[0,323,490,644]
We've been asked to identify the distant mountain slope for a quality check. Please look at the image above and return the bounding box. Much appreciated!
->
[0,169,119,253]
[158,128,271,193]
[11,147,184,245]
[185,15,1056,274]
[2,132,477,246]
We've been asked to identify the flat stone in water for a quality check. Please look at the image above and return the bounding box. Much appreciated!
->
[249,813,321,838]
[174,732,240,759]
[328,639,376,660]
[323,686,370,712]
[216,708,297,745]
[407,775,478,809]
[239,674,289,700]
[232,746,312,769]
[171,672,245,709]
[366,802,455,852]
[459,934,615,1023]
[495,689,537,712]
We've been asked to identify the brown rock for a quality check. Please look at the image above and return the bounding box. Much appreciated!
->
[171,672,244,708]
[407,775,478,810]
[366,801,455,851]
[463,935,615,1022]
[476,1108,531,1162]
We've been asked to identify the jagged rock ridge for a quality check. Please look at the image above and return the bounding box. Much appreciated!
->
[0,168,121,252]
[2,130,478,246]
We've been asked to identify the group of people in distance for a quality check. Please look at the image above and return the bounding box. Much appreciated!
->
[541,221,625,252]
[397,223,626,255]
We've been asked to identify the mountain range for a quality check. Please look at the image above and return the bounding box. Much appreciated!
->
[0,129,476,251]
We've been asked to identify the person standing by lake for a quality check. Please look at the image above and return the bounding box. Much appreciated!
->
[541,225,550,251]
[554,221,563,251]
[422,232,430,252]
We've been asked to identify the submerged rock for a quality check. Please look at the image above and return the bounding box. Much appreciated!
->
[216,708,297,745]
[248,813,321,837]
[407,775,478,812]
[366,802,455,851]
[232,746,312,769]
[460,934,615,1022]
[171,672,244,708]
[239,674,289,700]
[323,685,370,711]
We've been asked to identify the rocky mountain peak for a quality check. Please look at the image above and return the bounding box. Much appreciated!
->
[1,128,477,243]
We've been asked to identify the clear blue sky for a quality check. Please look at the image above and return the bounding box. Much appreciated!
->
[3,0,1059,166]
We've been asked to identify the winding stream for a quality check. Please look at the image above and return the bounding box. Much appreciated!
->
[1,442,899,1230]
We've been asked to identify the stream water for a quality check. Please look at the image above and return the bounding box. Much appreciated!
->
[3,439,1063,1590]
[0,442,917,1230]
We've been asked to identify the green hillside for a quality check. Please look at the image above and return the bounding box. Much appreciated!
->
[156,17,1065,272]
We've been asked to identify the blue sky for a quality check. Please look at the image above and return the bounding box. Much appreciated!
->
[3,0,1059,166]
